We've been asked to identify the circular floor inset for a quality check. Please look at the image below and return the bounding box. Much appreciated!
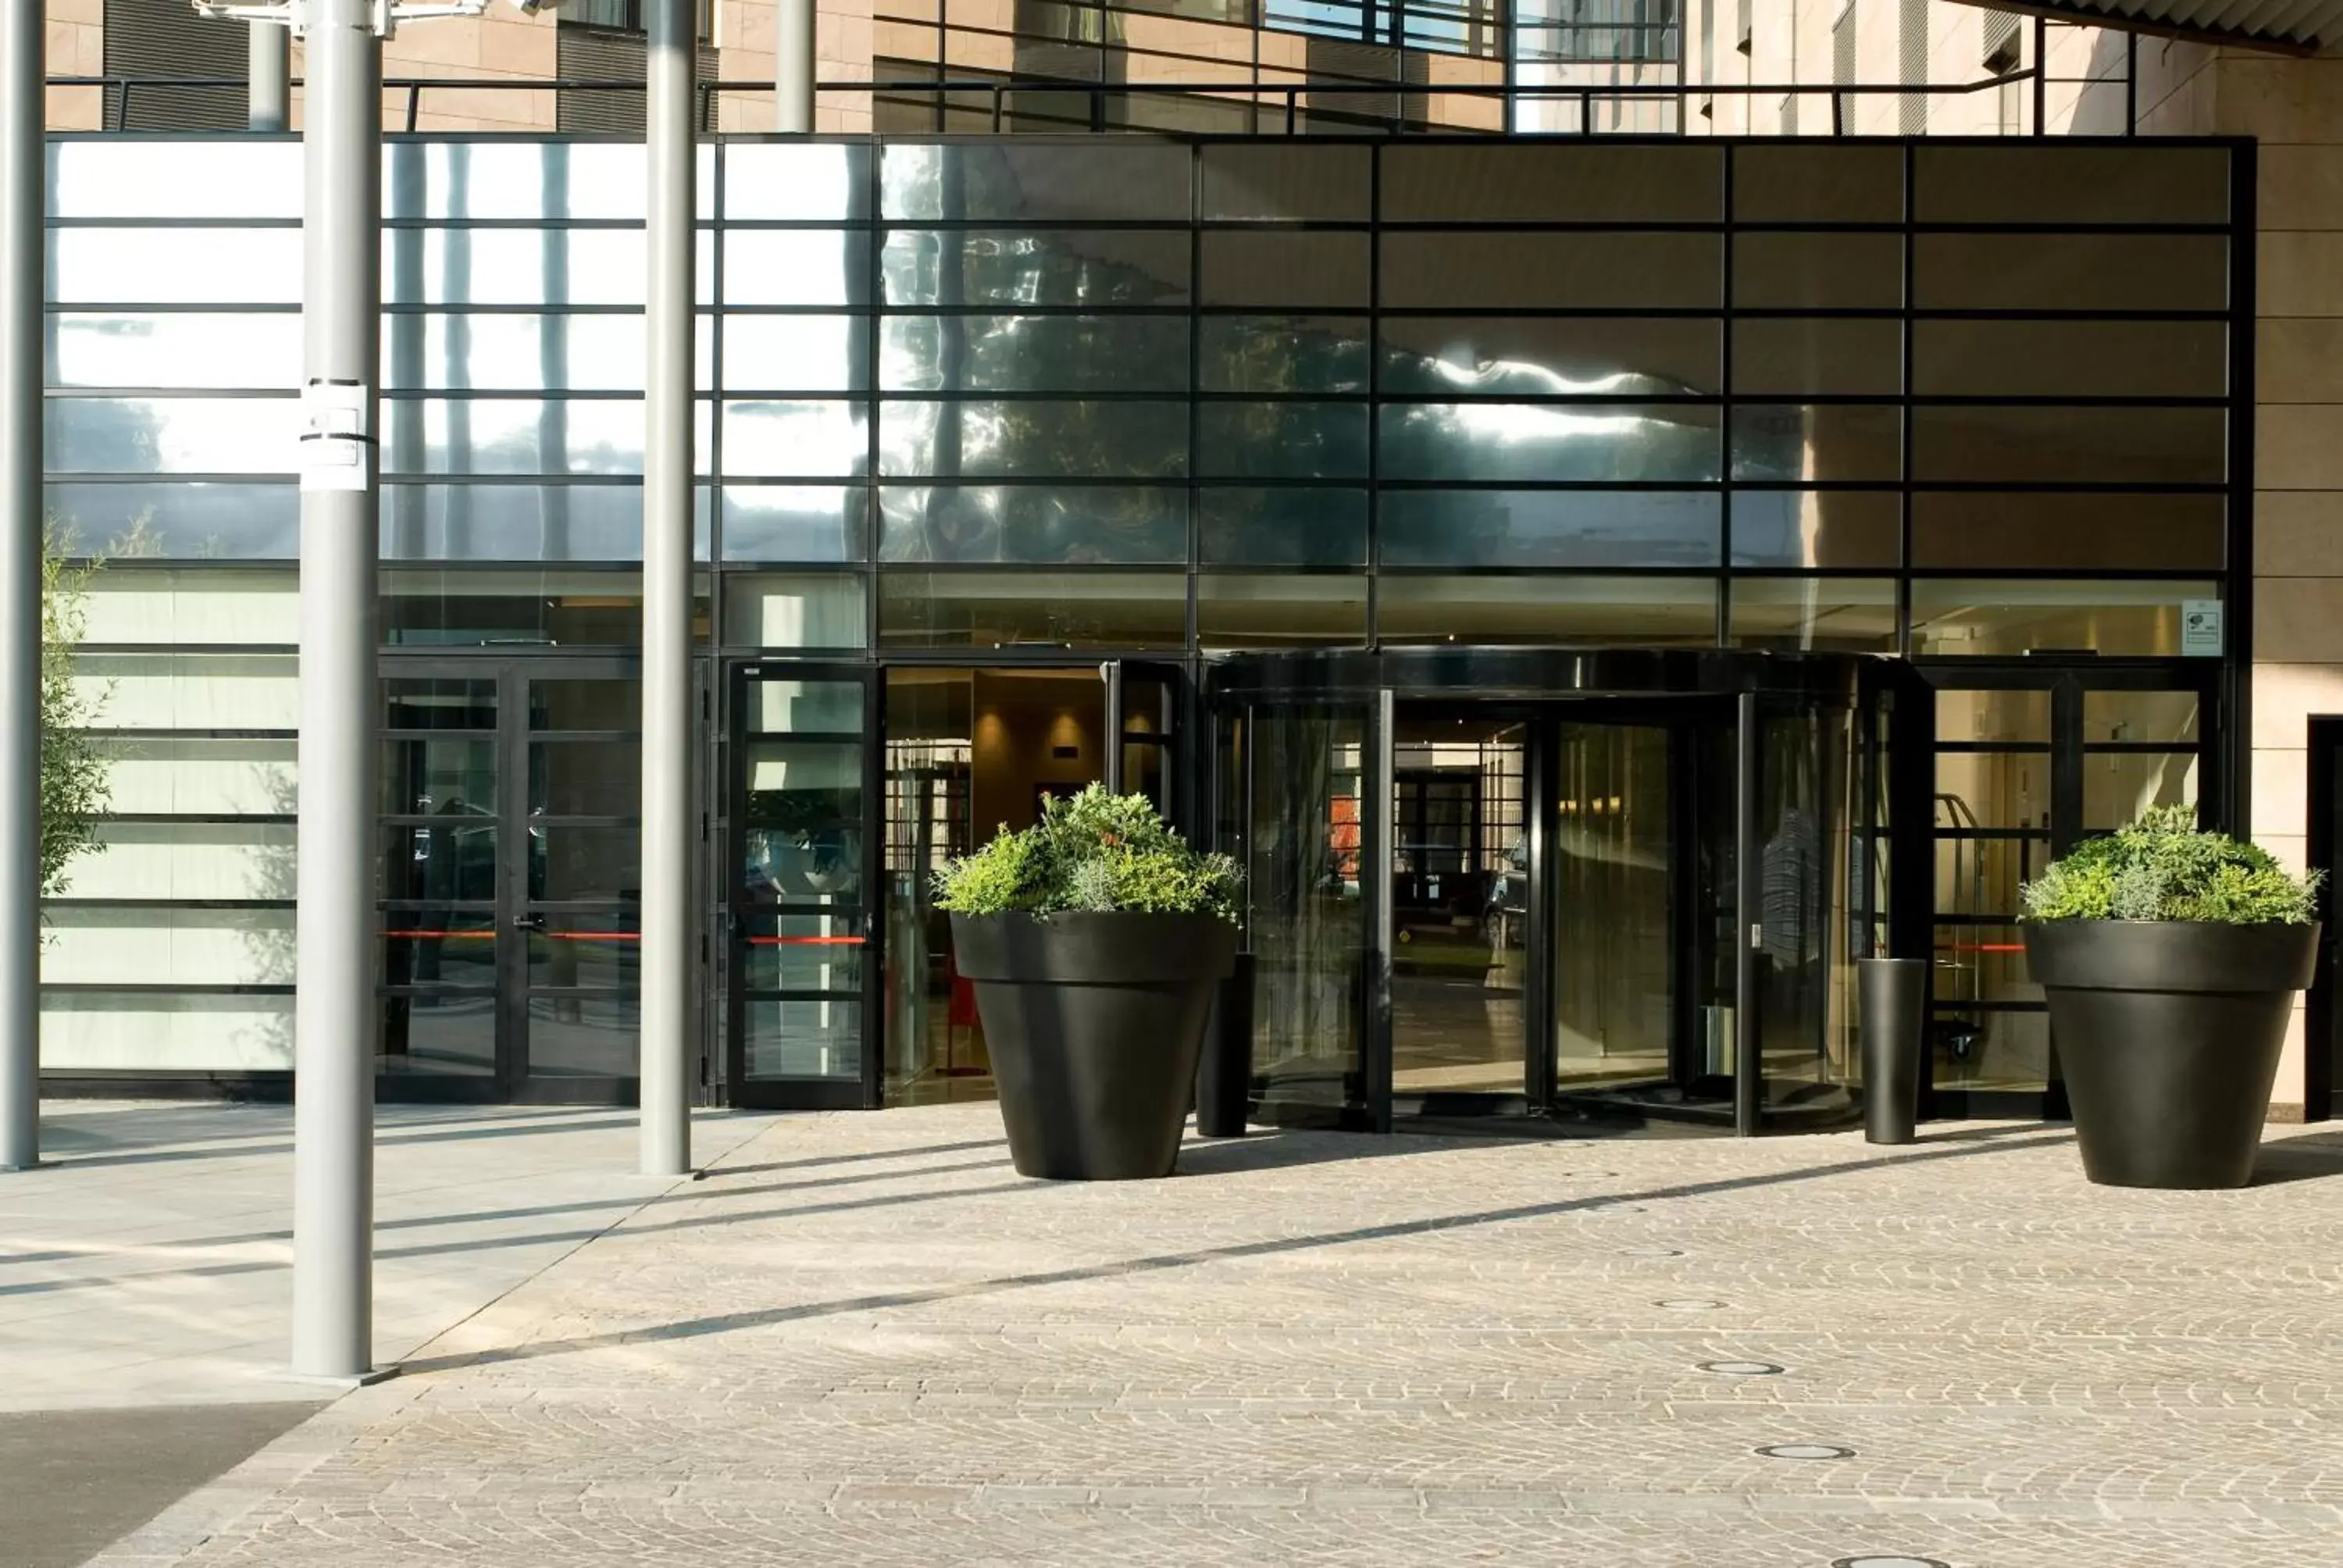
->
[1698,1360,1784,1376]
[1656,1298,1725,1310]
[1830,1557,1949,1568]
[1757,1443,1854,1460]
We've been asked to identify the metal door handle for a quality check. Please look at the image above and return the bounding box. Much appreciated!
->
[511,913,544,931]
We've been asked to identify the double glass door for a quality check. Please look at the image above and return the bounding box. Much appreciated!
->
[379,658,642,1102]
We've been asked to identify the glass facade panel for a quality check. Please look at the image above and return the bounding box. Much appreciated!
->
[51,313,302,390]
[1200,316,1370,394]
[1380,490,1721,568]
[1380,144,1724,222]
[1200,232,1372,308]
[722,229,872,306]
[721,486,868,562]
[877,570,1186,648]
[1198,575,1370,648]
[46,482,299,558]
[1910,493,2224,572]
[722,143,875,220]
[51,228,300,305]
[1914,234,2227,311]
[1731,319,1902,397]
[386,228,713,308]
[381,483,647,561]
[880,142,1194,222]
[1381,402,1721,483]
[1729,578,1899,651]
[1196,488,1369,565]
[1248,707,1368,1116]
[877,485,1188,563]
[1733,232,1903,309]
[725,315,868,393]
[1909,580,2213,657]
[1910,406,2224,485]
[1201,143,1371,221]
[382,141,672,221]
[1381,317,1720,397]
[880,230,1191,306]
[1912,320,2227,399]
[45,397,293,476]
[2084,689,2201,746]
[380,398,683,478]
[1382,233,1724,310]
[720,401,870,478]
[722,573,868,648]
[1731,144,1903,223]
[879,399,1187,478]
[50,141,302,220]
[1913,145,2228,225]
[1196,404,1370,479]
[879,315,1188,393]
[380,313,668,393]
[1730,404,1901,483]
[1730,490,1901,568]
[1375,576,1719,644]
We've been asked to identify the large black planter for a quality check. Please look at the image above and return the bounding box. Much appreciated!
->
[950,911,1239,1180]
[2024,920,2319,1189]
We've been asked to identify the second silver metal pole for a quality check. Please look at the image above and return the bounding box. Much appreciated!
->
[777,0,815,133]
[291,0,381,1381]
[639,0,695,1178]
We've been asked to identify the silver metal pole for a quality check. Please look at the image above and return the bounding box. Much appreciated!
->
[640,0,695,1178]
[249,22,291,133]
[776,0,815,133]
[291,0,380,1379]
[0,0,43,1174]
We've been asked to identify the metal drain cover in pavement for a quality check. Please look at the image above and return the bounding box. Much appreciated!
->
[1657,1298,1724,1310]
[1831,1557,1949,1568]
[1698,1360,1784,1376]
[1757,1444,1853,1460]
[1619,1245,1683,1258]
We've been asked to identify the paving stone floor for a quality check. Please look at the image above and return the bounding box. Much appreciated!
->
[80,1107,2343,1567]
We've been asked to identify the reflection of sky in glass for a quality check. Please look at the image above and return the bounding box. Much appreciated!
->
[722,401,869,479]
[52,315,301,390]
[723,230,864,307]
[50,142,301,220]
[46,398,293,475]
[724,146,865,221]
[52,229,301,306]
[726,316,862,393]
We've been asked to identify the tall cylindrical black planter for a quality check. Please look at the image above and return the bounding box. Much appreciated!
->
[1858,957,1926,1145]
[2025,920,2319,1190]
[1194,953,1254,1139]
[950,911,1238,1180]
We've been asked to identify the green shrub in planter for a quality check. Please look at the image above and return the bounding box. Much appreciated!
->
[934,783,1240,922]
[2019,805,2323,1189]
[936,786,1242,1181]
[2020,804,2320,925]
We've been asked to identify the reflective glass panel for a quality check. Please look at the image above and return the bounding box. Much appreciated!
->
[1731,319,1902,397]
[1910,406,2224,485]
[746,999,863,1078]
[878,399,1187,478]
[1913,234,2227,311]
[880,230,1191,307]
[51,229,301,306]
[1200,232,1371,308]
[1379,403,1721,483]
[384,228,714,307]
[1732,144,1903,223]
[2085,750,2199,830]
[45,397,293,475]
[1196,487,1368,566]
[382,141,670,220]
[1380,490,1721,568]
[50,313,301,390]
[1197,575,1369,648]
[1910,493,2223,571]
[1728,578,1899,651]
[1196,404,1369,479]
[1730,404,1902,483]
[723,143,875,220]
[720,486,867,562]
[1914,145,2228,224]
[1381,317,1719,397]
[380,313,683,394]
[1383,233,1724,310]
[879,315,1188,393]
[881,142,1193,221]
[1730,491,1902,569]
[50,141,301,219]
[1199,316,1370,394]
[722,573,868,648]
[1909,580,2213,657]
[719,401,870,478]
[1733,232,1903,309]
[1247,707,1368,1115]
[2084,689,2201,746]
[742,911,870,992]
[1381,144,1723,221]
[380,483,647,561]
[381,398,689,477]
[1912,320,2226,398]
[877,570,1186,648]
[1201,143,1371,221]
[1375,576,1719,643]
[877,486,1188,563]
[720,230,872,307]
[723,315,867,394]
[45,482,298,559]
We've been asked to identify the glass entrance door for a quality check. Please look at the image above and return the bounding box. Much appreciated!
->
[727,666,880,1110]
[379,658,642,1103]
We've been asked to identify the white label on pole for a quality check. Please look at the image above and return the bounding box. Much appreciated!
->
[2181,598,2222,657]
[299,380,373,494]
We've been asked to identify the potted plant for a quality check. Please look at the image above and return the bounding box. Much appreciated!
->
[935,785,1241,1180]
[2020,805,2323,1189]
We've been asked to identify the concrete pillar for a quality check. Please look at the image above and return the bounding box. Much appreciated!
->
[291,0,381,1381]
[0,0,41,1173]
[250,22,291,133]
[640,0,696,1179]
[777,0,816,133]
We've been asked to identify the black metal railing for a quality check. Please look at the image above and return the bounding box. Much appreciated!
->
[45,66,2095,138]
